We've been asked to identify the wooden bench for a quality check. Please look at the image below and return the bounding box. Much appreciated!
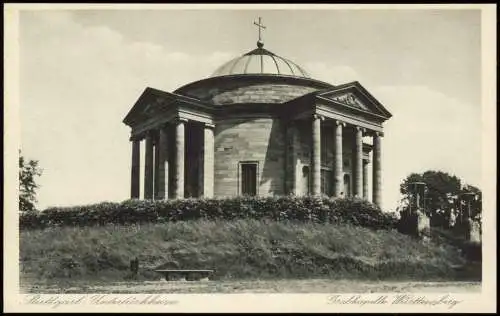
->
[154,269,214,281]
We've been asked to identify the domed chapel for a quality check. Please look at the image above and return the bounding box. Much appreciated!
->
[123,18,392,207]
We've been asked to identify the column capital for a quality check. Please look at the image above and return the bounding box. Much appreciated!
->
[335,120,346,127]
[133,131,146,141]
[156,122,169,130]
[145,129,155,138]
[175,117,189,124]
[312,114,325,121]
[130,134,141,142]
[355,126,367,133]
[204,122,215,129]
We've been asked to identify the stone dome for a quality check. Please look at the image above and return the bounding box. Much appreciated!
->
[211,42,310,78]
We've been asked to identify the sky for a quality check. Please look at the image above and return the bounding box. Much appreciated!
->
[18,7,484,212]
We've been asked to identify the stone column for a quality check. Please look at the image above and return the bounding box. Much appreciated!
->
[311,114,322,196]
[144,132,154,199]
[363,160,369,199]
[372,132,382,207]
[285,120,298,195]
[174,118,186,199]
[203,123,215,198]
[130,139,140,199]
[354,126,363,198]
[333,120,344,197]
[292,123,300,195]
[157,125,169,200]
[154,135,160,199]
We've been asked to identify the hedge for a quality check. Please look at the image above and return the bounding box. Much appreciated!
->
[19,196,398,230]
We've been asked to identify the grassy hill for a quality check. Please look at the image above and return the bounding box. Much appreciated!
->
[20,219,474,283]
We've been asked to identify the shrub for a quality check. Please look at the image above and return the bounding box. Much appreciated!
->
[20,196,398,231]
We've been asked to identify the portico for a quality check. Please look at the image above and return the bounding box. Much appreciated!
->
[126,88,216,200]
[130,119,215,200]
[282,81,390,207]
[306,114,382,203]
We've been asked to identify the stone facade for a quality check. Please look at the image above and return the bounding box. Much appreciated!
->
[213,84,317,105]
[214,117,286,196]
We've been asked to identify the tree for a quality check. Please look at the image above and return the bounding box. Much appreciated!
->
[399,170,481,228]
[19,151,43,213]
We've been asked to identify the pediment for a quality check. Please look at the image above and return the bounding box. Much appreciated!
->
[142,96,175,117]
[123,87,208,126]
[316,81,392,119]
[321,91,369,110]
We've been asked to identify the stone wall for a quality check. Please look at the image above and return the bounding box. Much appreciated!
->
[176,77,326,105]
[214,117,286,197]
[211,84,317,105]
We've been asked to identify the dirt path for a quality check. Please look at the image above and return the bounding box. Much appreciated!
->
[22,279,481,294]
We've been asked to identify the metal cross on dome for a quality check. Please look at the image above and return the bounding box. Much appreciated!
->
[253,17,266,46]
